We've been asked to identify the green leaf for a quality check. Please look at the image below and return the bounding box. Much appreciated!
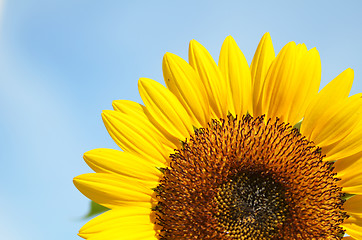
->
[293,120,302,131]
[84,201,109,218]
[342,193,355,201]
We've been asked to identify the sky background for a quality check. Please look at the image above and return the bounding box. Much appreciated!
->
[0,1,361,239]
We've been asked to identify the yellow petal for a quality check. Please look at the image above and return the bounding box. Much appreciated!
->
[102,110,168,164]
[250,32,275,117]
[80,207,152,232]
[342,186,362,195]
[112,99,177,152]
[112,99,144,114]
[301,68,354,138]
[82,225,156,240]
[342,216,362,240]
[319,94,362,162]
[325,138,362,168]
[335,152,362,181]
[339,171,362,194]
[79,207,156,239]
[260,41,321,125]
[163,52,210,127]
[83,229,156,240]
[344,195,362,216]
[259,42,296,122]
[84,148,163,182]
[73,173,155,209]
[189,39,228,118]
[303,95,362,148]
[138,78,194,143]
[85,230,156,240]
[218,35,252,116]
[283,47,321,124]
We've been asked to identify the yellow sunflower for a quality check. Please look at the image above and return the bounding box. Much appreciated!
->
[74,33,362,239]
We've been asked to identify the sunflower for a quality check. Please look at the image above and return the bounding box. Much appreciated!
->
[74,33,362,239]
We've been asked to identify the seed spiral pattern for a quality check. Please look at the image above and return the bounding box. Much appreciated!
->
[215,171,287,239]
[154,115,346,239]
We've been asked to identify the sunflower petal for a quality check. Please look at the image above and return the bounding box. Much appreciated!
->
[189,39,228,118]
[339,171,362,195]
[344,195,362,216]
[250,32,276,117]
[84,148,163,182]
[112,99,144,113]
[335,152,362,184]
[284,47,321,124]
[112,99,177,152]
[301,68,354,138]
[79,207,156,239]
[260,42,321,125]
[82,226,156,240]
[138,78,194,143]
[219,35,252,116]
[342,187,362,195]
[259,42,297,122]
[302,94,362,148]
[163,52,210,127]
[85,231,156,240]
[319,95,362,162]
[74,173,155,209]
[83,229,156,240]
[102,110,168,163]
[342,216,362,240]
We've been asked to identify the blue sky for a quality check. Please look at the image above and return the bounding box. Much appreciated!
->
[0,1,361,239]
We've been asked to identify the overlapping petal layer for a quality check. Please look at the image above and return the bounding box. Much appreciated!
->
[112,100,176,152]
[84,149,162,182]
[250,32,276,117]
[163,52,210,127]
[219,36,252,116]
[102,110,169,164]
[259,42,321,125]
[79,207,157,240]
[74,173,155,209]
[189,40,228,118]
[138,78,194,146]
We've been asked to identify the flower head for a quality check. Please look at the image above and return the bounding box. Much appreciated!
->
[74,33,362,239]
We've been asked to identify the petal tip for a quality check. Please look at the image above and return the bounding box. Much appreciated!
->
[189,39,203,50]
[73,175,83,187]
[225,35,235,41]
[347,68,355,75]
[101,110,113,119]
[262,32,271,40]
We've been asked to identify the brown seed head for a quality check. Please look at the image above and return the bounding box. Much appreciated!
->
[154,115,346,239]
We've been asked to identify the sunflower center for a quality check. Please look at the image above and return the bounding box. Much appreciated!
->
[215,171,287,239]
[154,115,346,240]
